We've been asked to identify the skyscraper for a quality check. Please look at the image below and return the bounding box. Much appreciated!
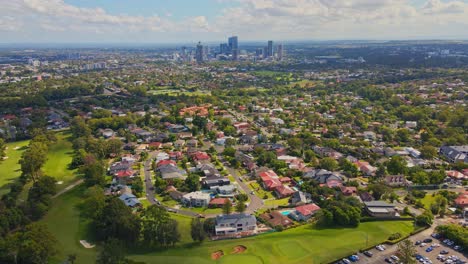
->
[267,40,273,57]
[228,36,238,52]
[195,42,204,63]
[220,43,229,54]
[277,44,284,61]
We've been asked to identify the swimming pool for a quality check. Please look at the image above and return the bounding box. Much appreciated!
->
[280,210,293,216]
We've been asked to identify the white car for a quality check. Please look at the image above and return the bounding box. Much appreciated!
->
[420,243,427,247]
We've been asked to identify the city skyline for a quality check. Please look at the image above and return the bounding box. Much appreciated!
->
[1,0,468,43]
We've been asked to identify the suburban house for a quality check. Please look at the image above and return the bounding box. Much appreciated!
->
[289,203,321,221]
[274,185,295,198]
[340,186,357,196]
[439,145,468,163]
[157,164,187,180]
[259,170,282,191]
[119,193,141,208]
[214,213,257,236]
[202,177,231,188]
[364,201,398,218]
[210,185,237,197]
[290,191,312,206]
[197,163,221,178]
[260,211,294,228]
[182,191,211,207]
[354,161,377,176]
[454,192,468,209]
[209,198,230,208]
[303,169,343,187]
[109,160,133,175]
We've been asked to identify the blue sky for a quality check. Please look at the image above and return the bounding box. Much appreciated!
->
[1,0,468,43]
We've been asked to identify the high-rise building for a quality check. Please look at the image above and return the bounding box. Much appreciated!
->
[220,43,229,54]
[228,36,238,52]
[263,47,268,59]
[232,49,238,61]
[256,48,263,57]
[277,44,284,61]
[267,40,273,57]
[195,42,204,63]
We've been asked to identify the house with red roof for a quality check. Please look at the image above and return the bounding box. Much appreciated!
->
[149,142,162,149]
[275,185,295,198]
[454,192,468,209]
[114,169,136,184]
[191,151,211,162]
[290,203,321,221]
[157,160,176,167]
[340,186,357,196]
[209,198,230,208]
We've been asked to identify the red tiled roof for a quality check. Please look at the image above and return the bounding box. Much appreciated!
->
[115,170,134,178]
[275,185,295,197]
[157,160,176,167]
[295,203,321,216]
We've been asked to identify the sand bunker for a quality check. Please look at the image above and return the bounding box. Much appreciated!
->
[79,240,95,249]
[211,250,224,260]
[232,245,247,254]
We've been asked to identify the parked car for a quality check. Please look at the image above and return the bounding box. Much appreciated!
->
[423,238,433,243]
[415,240,422,245]
[440,250,449,255]
[348,255,359,262]
[384,257,393,263]
[391,255,400,261]
[426,246,433,252]
[341,258,351,264]
[363,251,373,257]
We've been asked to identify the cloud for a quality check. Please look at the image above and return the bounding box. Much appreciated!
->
[1,0,468,42]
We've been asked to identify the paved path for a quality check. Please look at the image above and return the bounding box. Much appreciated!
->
[52,179,84,198]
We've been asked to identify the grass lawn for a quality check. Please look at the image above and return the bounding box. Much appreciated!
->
[129,221,415,264]
[419,194,441,210]
[0,140,29,195]
[264,197,290,207]
[41,186,97,264]
[183,206,223,215]
[249,182,274,199]
[43,132,79,189]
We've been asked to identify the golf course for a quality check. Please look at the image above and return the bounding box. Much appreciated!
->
[43,185,415,264]
[0,131,78,196]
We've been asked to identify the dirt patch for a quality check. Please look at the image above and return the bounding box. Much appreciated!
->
[232,245,247,254]
[211,250,224,260]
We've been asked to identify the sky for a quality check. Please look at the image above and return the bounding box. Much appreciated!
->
[1,0,468,43]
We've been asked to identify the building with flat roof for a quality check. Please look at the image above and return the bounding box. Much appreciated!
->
[364,201,398,218]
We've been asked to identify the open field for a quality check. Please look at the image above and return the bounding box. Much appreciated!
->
[0,140,29,195]
[44,185,414,264]
[129,221,414,264]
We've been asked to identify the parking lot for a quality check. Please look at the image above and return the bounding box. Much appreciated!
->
[335,226,467,264]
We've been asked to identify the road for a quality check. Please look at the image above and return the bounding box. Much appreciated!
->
[52,179,84,199]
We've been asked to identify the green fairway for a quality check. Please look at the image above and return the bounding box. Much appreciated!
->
[41,186,97,264]
[44,184,415,264]
[129,220,414,264]
[0,140,29,195]
[43,131,79,189]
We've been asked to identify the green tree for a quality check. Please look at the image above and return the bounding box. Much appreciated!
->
[386,156,407,175]
[235,201,246,213]
[96,238,126,264]
[20,141,49,182]
[81,185,106,220]
[420,145,437,159]
[397,239,416,264]
[190,218,206,242]
[81,160,106,187]
[319,157,338,171]
[222,199,232,215]
[415,211,433,227]
[184,174,200,192]
[17,223,57,264]
[141,205,180,247]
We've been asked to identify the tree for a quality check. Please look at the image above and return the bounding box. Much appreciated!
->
[94,198,141,245]
[386,156,407,175]
[70,116,91,138]
[20,141,48,182]
[222,147,236,157]
[190,218,206,242]
[141,205,180,247]
[397,239,416,264]
[339,159,359,177]
[420,145,437,159]
[96,238,126,264]
[222,199,232,215]
[319,157,338,171]
[81,185,106,220]
[184,174,200,192]
[81,159,106,187]
[235,201,246,213]
[16,223,57,264]
[368,183,390,200]
[0,138,5,159]
[415,211,433,227]
[315,209,334,227]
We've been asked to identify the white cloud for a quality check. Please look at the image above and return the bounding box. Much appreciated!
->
[1,0,468,41]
